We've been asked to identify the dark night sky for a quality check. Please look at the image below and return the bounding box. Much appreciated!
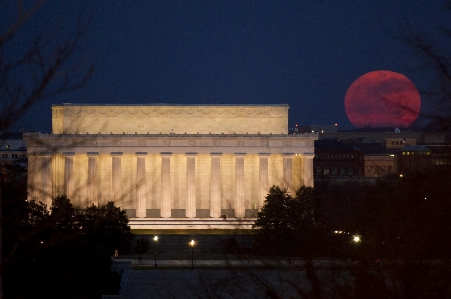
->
[2,0,449,133]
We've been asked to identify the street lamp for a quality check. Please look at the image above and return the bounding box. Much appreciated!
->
[189,239,196,270]
[153,236,159,266]
[352,235,361,243]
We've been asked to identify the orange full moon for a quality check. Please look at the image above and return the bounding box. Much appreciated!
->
[344,70,421,128]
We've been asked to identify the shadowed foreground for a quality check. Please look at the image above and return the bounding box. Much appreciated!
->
[110,259,451,299]
[112,259,351,299]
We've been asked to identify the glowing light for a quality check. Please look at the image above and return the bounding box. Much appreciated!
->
[153,236,158,241]
[353,235,361,243]
[189,240,196,247]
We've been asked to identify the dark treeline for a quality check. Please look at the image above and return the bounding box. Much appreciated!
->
[1,177,133,299]
[253,169,451,298]
[254,167,451,260]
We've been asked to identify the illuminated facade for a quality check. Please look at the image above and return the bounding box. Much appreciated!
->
[24,104,317,230]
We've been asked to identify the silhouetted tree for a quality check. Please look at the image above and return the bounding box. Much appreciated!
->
[50,195,81,232]
[81,201,133,255]
[253,185,316,256]
[400,3,451,133]
[0,1,93,297]
[2,190,133,298]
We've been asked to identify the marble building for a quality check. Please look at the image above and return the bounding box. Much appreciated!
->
[24,104,317,230]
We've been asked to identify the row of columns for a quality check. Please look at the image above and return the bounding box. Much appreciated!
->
[33,151,313,218]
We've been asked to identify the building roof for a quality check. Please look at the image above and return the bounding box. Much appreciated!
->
[52,103,289,107]
[353,143,389,155]
[314,140,361,152]
[399,145,430,152]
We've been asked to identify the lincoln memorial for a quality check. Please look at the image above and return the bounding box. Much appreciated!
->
[24,104,317,230]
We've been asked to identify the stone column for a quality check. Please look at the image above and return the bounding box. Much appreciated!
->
[258,153,270,209]
[111,152,123,204]
[87,152,99,206]
[63,152,75,200]
[235,153,246,218]
[210,153,222,218]
[303,153,315,187]
[185,153,197,218]
[40,153,53,208]
[27,154,37,201]
[136,152,147,218]
[283,153,294,192]
[161,152,172,218]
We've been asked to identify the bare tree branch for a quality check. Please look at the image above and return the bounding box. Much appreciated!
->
[396,7,451,133]
[0,2,93,132]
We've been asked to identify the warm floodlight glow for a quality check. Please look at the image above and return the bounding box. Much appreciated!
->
[353,235,361,243]
[189,240,196,247]
[153,236,158,241]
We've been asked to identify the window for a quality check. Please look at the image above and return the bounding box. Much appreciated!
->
[348,168,353,176]
[323,168,329,175]
[340,167,346,176]
[12,154,18,159]
[2,154,7,158]
[331,167,337,176]
[316,167,321,176]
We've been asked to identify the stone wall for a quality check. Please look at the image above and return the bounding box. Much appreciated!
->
[52,104,289,135]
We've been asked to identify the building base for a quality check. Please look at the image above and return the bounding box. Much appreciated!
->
[129,218,256,230]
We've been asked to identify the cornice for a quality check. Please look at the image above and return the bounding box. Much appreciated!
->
[24,132,318,148]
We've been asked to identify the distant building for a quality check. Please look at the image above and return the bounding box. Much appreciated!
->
[319,130,444,144]
[356,143,396,178]
[291,124,338,134]
[314,140,364,183]
[0,134,28,182]
[0,134,27,166]
[313,129,449,183]
[397,144,451,174]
